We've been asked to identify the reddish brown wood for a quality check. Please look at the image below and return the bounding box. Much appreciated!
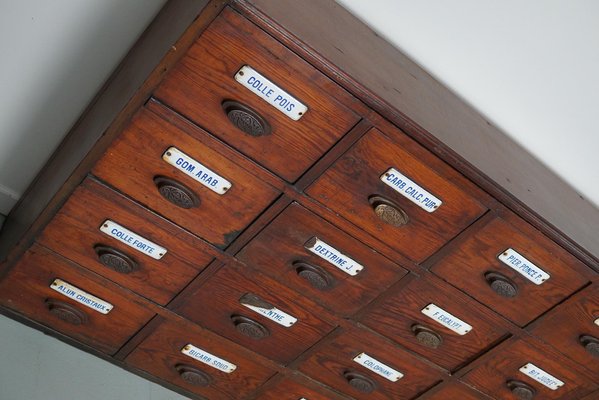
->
[360,274,510,372]
[125,317,276,399]
[236,202,408,316]
[462,337,598,399]
[92,104,280,249]
[527,284,599,376]
[431,213,590,326]
[154,7,361,182]
[0,244,155,355]
[253,373,351,400]
[38,178,216,305]
[296,325,444,400]
[306,127,487,262]
[419,381,492,400]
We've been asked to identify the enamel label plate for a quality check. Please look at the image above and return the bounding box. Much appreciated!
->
[353,352,403,382]
[421,303,472,335]
[304,237,364,276]
[380,168,442,212]
[181,344,237,374]
[519,363,564,390]
[498,248,550,285]
[235,65,307,121]
[162,146,231,195]
[100,220,166,260]
[240,297,297,327]
[50,279,113,314]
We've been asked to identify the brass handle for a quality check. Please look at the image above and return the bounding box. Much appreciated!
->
[230,314,270,340]
[154,176,199,209]
[369,195,409,227]
[222,100,271,137]
[175,364,211,387]
[94,245,138,274]
[579,335,599,357]
[343,371,376,393]
[293,261,334,290]
[507,380,536,400]
[411,324,443,349]
[45,298,87,326]
[485,272,518,298]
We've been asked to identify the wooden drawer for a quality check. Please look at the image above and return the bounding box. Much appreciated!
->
[0,245,154,355]
[256,374,351,400]
[297,326,443,400]
[92,102,280,249]
[360,274,509,371]
[236,202,408,316]
[462,337,598,400]
[38,178,215,306]
[528,284,599,376]
[125,317,275,399]
[430,214,589,326]
[154,7,360,182]
[174,262,336,364]
[423,382,492,400]
[306,127,487,262]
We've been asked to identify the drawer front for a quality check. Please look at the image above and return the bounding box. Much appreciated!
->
[425,382,492,400]
[92,104,280,249]
[38,178,215,305]
[431,215,589,326]
[528,284,599,375]
[174,263,336,364]
[154,7,360,182]
[236,202,408,316]
[297,327,443,400]
[462,337,597,400]
[125,318,275,399]
[0,245,154,355]
[306,127,487,262]
[256,375,351,400]
[360,274,509,371]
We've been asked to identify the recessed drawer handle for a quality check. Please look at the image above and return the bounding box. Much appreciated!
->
[485,272,519,298]
[222,100,271,137]
[230,314,270,340]
[411,324,443,349]
[45,298,87,326]
[343,371,376,393]
[369,195,409,227]
[175,364,212,387]
[506,380,536,400]
[579,335,599,357]
[94,245,139,274]
[293,261,334,290]
[154,176,200,209]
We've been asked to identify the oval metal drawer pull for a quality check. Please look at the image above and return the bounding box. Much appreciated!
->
[507,380,536,400]
[485,272,518,298]
[175,364,212,387]
[154,176,200,209]
[230,314,270,340]
[293,261,334,290]
[343,371,376,393]
[94,245,139,274]
[222,100,271,137]
[45,299,87,326]
[411,324,443,349]
[369,195,409,227]
[579,335,599,357]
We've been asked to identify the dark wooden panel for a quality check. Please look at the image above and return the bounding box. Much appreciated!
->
[236,202,408,316]
[254,374,351,400]
[306,127,487,262]
[528,284,599,376]
[92,103,280,249]
[125,317,276,399]
[297,326,444,400]
[155,7,361,182]
[38,178,215,305]
[0,244,155,355]
[421,382,492,400]
[431,213,590,326]
[360,274,510,371]
[174,262,336,364]
[462,337,598,400]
